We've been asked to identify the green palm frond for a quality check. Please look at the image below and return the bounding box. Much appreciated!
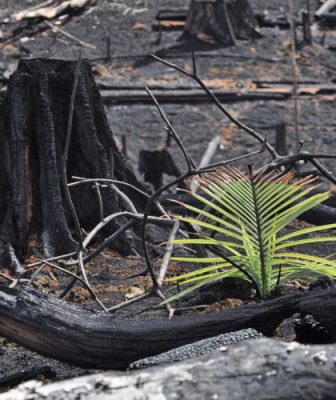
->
[165,165,336,300]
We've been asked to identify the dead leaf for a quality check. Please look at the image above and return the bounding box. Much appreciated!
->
[125,286,145,300]
[131,22,148,31]
[220,125,236,145]
[196,32,216,44]
[12,0,90,21]
[120,65,135,73]
[93,64,119,79]
[159,21,185,28]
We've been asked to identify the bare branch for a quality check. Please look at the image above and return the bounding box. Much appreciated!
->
[157,220,180,286]
[145,87,196,171]
[150,53,278,159]
[61,52,83,248]
[27,259,108,312]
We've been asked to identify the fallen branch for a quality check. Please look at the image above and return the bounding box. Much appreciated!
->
[3,338,336,400]
[12,0,91,21]
[45,21,97,50]
[0,285,335,369]
[316,0,336,17]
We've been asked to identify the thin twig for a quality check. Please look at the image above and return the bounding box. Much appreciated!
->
[95,182,104,222]
[110,183,137,214]
[288,0,300,149]
[82,211,173,250]
[27,252,77,267]
[257,152,336,184]
[61,52,83,249]
[145,87,196,171]
[0,272,14,283]
[78,250,89,286]
[27,259,108,312]
[70,177,167,216]
[190,136,221,192]
[107,291,151,312]
[29,264,46,285]
[157,220,180,286]
[45,21,97,50]
[150,53,278,159]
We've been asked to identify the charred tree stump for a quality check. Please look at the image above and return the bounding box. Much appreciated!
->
[184,0,261,45]
[0,59,148,265]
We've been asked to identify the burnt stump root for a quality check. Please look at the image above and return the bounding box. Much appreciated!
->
[0,285,335,370]
[0,58,148,265]
[2,339,336,400]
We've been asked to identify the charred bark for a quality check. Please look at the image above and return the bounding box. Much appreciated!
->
[0,59,148,264]
[3,339,336,400]
[183,0,261,45]
[0,285,335,369]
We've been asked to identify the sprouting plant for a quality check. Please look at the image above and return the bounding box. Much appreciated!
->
[165,166,336,300]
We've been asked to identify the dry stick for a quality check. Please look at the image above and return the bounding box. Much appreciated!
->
[151,54,336,183]
[61,52,83,249]
[78,250,89,286]
[257,152,336,184]
[141,87,201,289]
[69,177,191,242]
[29,264,46,285]
[157,220,180,286]
[95,182,104,222]
[69,177,167,216]
[27,252,77,268]
[29,259,108,312]
[0,272,14,283]
[82,211,173,251]
[190,135,221,193]
[288,0,300,150]
[108,220,180,312]
[16,0,54,14]
[70,178,151,198]
[309,158,336,185]
[150,53,278,159]
[315,0,336,16]
[44,21,97,50]
[145,87,196,172]
[62,212,174,268]
[61,53,92,287]
[79,220,136,264]
[107,291,151,312]
[222,0,238,47]
[58,219,136,299]
[110,183,137,214]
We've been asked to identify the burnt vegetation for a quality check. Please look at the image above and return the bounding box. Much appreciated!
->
[0,0,336,396]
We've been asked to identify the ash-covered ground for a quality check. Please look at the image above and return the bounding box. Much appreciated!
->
[0,0,335,391]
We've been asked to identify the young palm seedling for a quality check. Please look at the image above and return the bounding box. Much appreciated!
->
[165,166,336,300]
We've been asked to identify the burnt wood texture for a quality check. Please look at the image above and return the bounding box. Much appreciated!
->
[0,285,335,369]
[3,339,336,400]
[0,59,148,265]
[184,0,261,45]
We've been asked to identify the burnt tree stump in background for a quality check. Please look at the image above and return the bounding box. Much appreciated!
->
[184,0,261,45]
[0,58,149,266]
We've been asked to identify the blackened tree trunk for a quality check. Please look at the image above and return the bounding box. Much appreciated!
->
[184,0,261,45]
[0,59,148,266]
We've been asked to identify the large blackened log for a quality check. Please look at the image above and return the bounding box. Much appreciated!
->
[0,59,148,264]
[3,339,336,400]
[0,285,335,369]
